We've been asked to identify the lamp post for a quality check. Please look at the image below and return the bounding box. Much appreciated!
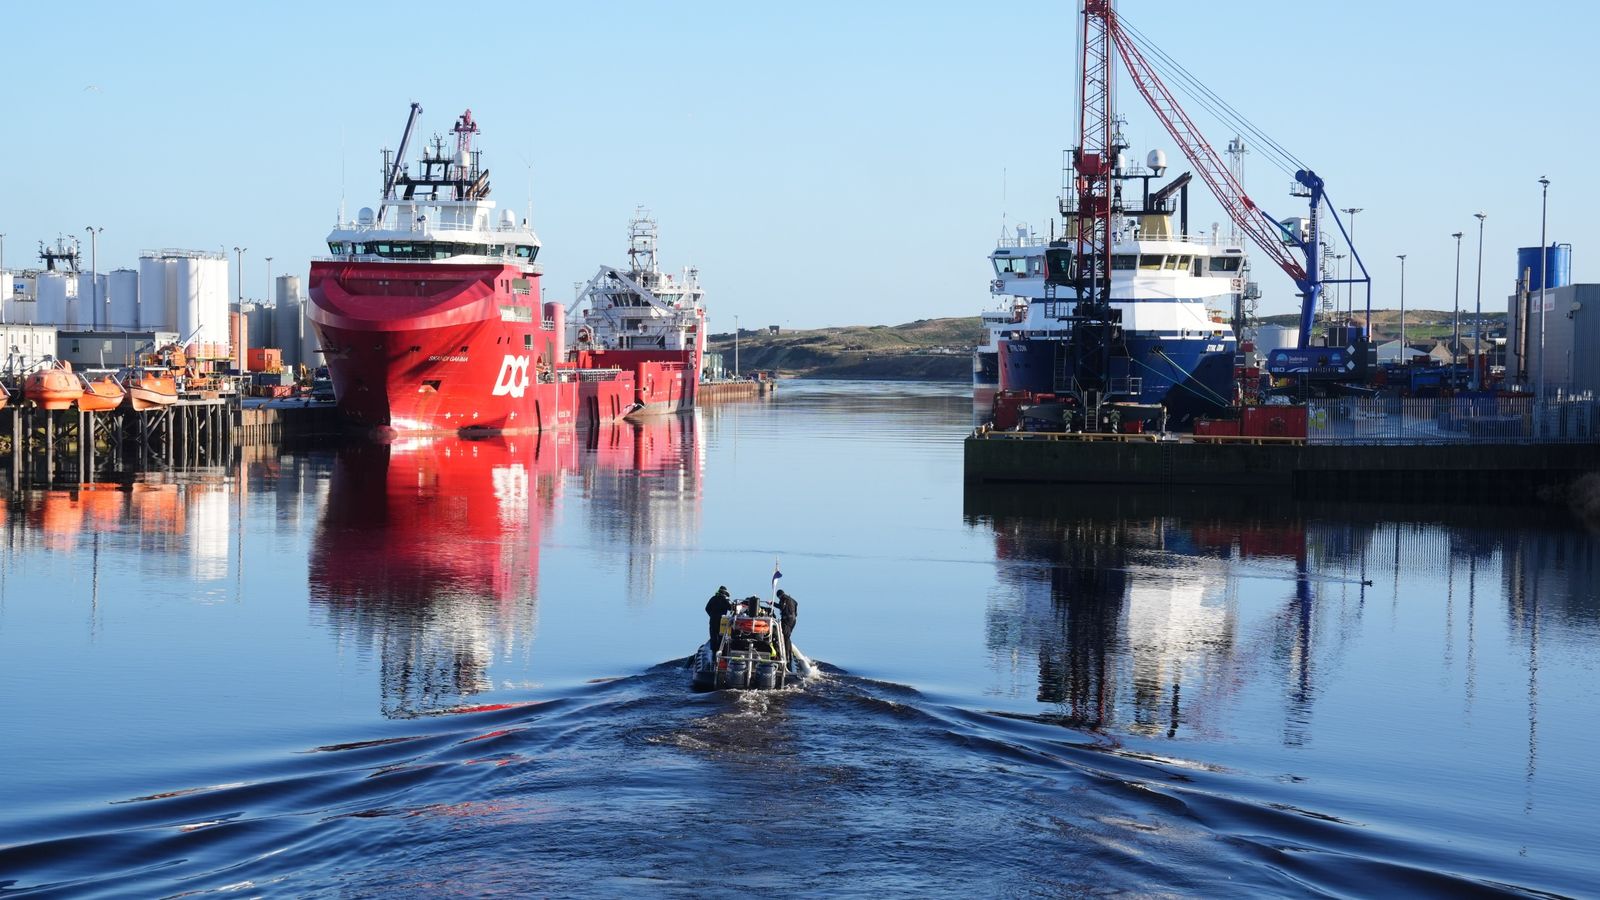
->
[1342,207,1362,319]
[232,246,247,303]
[1473,212,1486,391]
[1537,176,1550,401]
[1333,252,1346,320]
[1452,231,1463,388]
[85,226,103,330]
[1396,254,1407,363]
[265,256,273,306]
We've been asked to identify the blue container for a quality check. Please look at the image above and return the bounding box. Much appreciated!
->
[1515,244,1571,291]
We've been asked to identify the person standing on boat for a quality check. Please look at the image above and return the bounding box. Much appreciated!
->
[705,586,731,650]
[775,589,798,662]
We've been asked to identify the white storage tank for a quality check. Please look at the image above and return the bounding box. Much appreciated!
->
[173,256,203,346]
[35,272,71,326]
[274,275,303,366]
[76,273,106,329]
[108,268,139,329]
[203,254,231,353]
[1251,323,1300,354]
[139,256,171,330]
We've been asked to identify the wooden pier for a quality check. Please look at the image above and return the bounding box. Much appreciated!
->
[0,400,343,488]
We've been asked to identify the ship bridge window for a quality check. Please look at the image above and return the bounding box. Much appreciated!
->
[1209,256,1243,273]
[1111,254,1137,270]
[328,241,348,255]
[1166,255,1191,271]
[993,257,1029,275]
[514,245,539,260]
[1138,255,1165,271]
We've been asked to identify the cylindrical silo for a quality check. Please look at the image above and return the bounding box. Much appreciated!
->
[139,256,170,330]
[36,272,68,326]
[1516,244,1573,292]
[204,255,231,354]
[109,268,139,330]
[173,256,203,348]
[76,273,107,330]
[274,275,304,366]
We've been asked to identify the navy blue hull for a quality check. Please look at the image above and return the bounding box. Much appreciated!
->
[998,336,1237,424]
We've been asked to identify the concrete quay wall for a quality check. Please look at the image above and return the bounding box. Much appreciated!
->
[964,435,1600,501]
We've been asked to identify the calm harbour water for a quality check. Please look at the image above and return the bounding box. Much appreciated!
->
[2,380,1598,897]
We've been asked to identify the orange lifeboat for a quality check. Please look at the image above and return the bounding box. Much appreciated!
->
[77,373,127,412]
[24,361,85,410]
[126,369,179,411]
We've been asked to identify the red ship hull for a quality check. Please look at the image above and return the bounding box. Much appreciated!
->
[308,260,639,435]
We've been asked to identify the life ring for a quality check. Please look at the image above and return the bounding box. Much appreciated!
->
[576,325,594,343]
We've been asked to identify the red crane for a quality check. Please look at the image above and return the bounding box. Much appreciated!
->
[1074,0,1371,381]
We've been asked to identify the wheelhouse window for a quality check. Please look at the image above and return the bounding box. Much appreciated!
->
[1166,255,1191,272]
[1209,256,1243,273]
[1139,255,1165,271]
[514,245,539,261]
[992,256,1030,275]
[1111,254,1138,270]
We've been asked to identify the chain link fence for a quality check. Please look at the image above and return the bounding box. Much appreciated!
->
[1306,396,1600,444]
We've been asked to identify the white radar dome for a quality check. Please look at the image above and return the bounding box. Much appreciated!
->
[1147,149,1168,174]
[357,207,375,226]
[456,149,470,169]
[500,209,516,228]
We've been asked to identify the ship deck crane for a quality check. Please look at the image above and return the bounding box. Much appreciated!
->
[1080,1,1373,391]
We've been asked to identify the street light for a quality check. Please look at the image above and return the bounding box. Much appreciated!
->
[1396,254,1407,363]
[265,256,273,306]
[1452,231,1463,388]
[232,246,247,303]
[85,226,103,330]
[1342,207,1362,319]
[1333,252,1347,320]
[1473,212,1486,390]
[1537,176,1550,401]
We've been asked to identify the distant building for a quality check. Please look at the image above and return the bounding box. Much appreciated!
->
[1,324,57,372]
[1375,339,1426,364]
[1507,283,1600,395]
[768,325,781,335]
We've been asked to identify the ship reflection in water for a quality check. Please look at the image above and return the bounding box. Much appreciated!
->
[967,487,1600,749]
[308,415,701,717]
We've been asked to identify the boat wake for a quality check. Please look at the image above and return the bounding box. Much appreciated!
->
[0,663,1549,898]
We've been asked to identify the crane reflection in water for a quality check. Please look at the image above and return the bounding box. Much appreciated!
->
[965,486,1597,759]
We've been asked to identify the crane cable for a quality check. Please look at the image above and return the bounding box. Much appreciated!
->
[1117,16,1305,178]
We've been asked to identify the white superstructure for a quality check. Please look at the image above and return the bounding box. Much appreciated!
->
[569,209,705,356]
[322,113,542,277]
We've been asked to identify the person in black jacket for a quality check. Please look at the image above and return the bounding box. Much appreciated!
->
[775,589,798,662]
[704,586,731,650]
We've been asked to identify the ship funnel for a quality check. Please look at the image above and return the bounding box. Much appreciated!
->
[543,301,566,363]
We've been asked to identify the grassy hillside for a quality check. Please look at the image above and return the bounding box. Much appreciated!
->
[1258,309,1506,343]
[706,318,983,380]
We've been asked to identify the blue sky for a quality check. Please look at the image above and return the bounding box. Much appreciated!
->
[1,0,1590,328]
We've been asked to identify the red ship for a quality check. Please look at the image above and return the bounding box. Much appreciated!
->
[308,105,701,436]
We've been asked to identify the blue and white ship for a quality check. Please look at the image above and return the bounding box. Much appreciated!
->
[988,149,1250,426]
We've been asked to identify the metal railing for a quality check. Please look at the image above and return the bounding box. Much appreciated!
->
[1305,396,1600,445]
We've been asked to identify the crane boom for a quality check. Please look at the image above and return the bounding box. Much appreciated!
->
[1104,16,1306,286]
[377,102,423,227]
